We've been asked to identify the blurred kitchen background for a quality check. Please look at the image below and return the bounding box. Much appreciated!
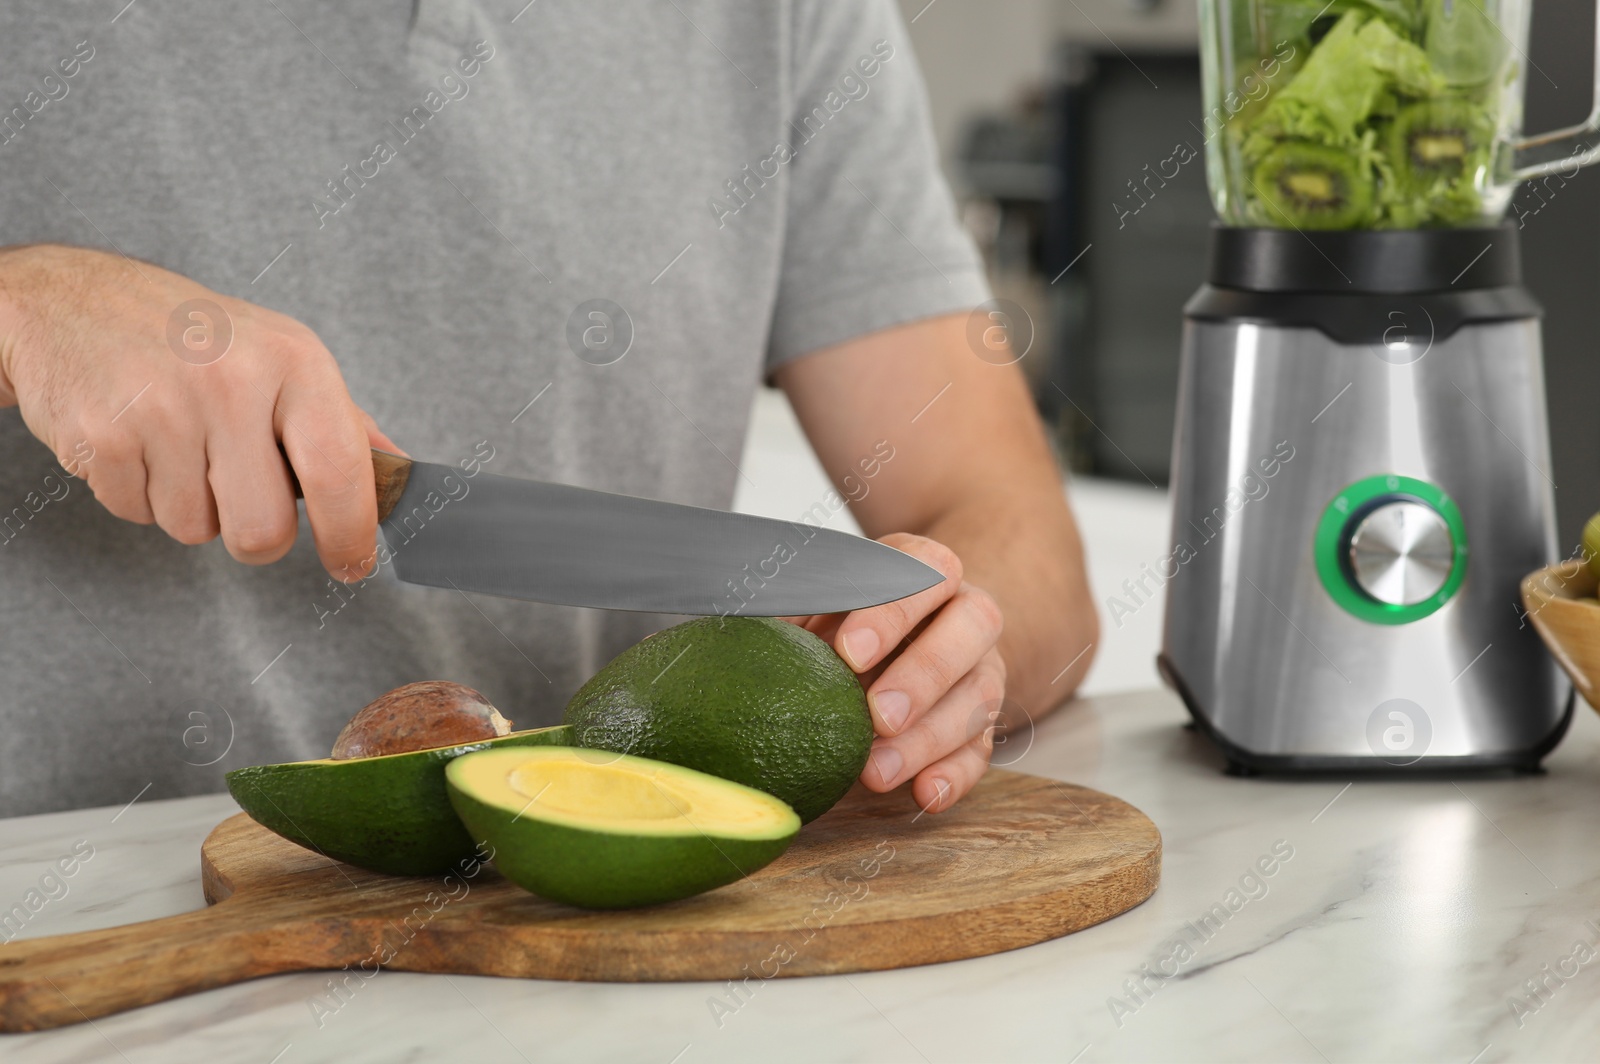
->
[735,0,1600,698]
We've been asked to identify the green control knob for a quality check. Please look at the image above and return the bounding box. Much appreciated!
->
[1314,475,1468,625]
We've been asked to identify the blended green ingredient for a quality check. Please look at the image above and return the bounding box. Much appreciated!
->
[1231,0,1507,229]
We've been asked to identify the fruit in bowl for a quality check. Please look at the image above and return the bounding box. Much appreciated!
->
[1521,516,1600,711]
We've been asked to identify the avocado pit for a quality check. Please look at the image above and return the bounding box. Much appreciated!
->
[331,680,512,760]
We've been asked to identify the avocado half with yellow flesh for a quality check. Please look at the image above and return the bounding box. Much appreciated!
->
[226,726,570,876]
[446,746,800,909]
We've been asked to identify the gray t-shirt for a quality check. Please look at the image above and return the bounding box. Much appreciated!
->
[0,1,987,816]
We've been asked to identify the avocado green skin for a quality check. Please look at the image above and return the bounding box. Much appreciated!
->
[445,775,797,909]
[225,726,570,876]
[563,617,873,823]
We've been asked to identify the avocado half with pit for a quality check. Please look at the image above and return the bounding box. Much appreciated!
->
[226,726,570,876]
[445,746,801,909]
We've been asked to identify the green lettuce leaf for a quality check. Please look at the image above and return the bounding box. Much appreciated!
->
[1244,12,1443,156]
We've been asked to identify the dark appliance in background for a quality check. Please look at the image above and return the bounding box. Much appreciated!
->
[956,47,1210,482]
[1044,46,1209,484]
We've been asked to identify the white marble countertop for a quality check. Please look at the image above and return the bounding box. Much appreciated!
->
[3,687,1600,1063]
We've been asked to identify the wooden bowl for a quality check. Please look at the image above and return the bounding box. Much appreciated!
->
[1522,559,1600,709]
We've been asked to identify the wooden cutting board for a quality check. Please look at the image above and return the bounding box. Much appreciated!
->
[0,769,1159,1031]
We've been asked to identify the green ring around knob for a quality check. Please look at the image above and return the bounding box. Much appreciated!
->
[1313,474,1468,626]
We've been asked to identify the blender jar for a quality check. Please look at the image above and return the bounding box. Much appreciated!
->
[1198,0,1600,228]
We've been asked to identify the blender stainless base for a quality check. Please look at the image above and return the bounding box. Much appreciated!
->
[1159,227,1572,773]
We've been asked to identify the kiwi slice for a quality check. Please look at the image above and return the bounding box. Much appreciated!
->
[1386,99,1490,189]
[1251,141,1374,229]
[1385,99,1490,225]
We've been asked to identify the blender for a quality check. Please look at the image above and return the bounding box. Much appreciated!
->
[1158,0,1600,772]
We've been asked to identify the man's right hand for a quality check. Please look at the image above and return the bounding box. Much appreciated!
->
[0,244,398,580]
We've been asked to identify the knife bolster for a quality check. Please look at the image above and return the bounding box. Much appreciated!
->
[371,450,412,522]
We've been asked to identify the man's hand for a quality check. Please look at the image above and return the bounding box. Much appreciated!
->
[0,244,397,579]
[793,533,1004,814]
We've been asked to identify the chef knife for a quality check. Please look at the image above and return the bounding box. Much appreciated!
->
[360,450,943,615]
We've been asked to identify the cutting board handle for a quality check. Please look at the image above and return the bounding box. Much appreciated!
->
[0,899,351,1032]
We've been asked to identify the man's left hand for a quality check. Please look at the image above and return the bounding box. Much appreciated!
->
[792,532,1004,814]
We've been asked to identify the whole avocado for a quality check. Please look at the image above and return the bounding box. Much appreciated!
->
[563,617,873,823]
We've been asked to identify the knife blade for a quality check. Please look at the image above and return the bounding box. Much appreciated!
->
[365,451,944,616]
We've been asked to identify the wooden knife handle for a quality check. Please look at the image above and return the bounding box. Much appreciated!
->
[370,449,412,523]
[285,449,412,523]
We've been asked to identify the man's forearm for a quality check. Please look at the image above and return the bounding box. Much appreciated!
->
[913,484,1098,725]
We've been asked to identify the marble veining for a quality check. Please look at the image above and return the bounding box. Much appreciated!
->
[1,689,1599,1062]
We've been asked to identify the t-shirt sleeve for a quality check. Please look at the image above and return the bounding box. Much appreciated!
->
[765,0,991,372]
